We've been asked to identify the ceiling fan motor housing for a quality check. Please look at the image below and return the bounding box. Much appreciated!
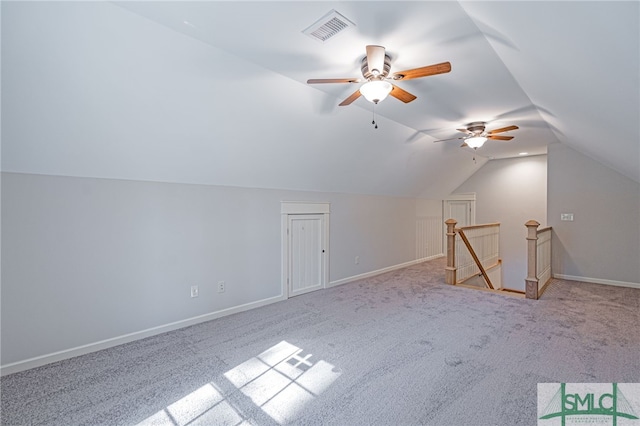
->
[361,54,392,80]
[466,121,487,135]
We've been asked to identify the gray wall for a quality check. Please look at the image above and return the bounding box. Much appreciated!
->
[1,172,438,366]
[547,144,640,284]
[451,155,548,290]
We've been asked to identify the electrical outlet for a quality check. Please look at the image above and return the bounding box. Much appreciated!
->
[190,285,199,298]
[217,281,225,293]
[355,256,360,265]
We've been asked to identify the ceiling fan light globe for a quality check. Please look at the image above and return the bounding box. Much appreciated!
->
[360,80,392,104]
[466,136,487,149]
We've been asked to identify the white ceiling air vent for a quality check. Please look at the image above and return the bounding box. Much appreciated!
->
[302,9,356,43]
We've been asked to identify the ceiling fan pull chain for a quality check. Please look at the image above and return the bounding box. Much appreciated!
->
[372,105,378,129]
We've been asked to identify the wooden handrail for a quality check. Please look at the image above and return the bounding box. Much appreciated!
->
[455,222,501,231]
[456,260,500,285]
[537,226,552,234]
[457,229,495,290]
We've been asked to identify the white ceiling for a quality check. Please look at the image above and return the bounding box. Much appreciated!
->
[2,1,638,198]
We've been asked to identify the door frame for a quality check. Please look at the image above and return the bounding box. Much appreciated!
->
[443,193,476,225]
[281,202,330,299]
[443,193,476,249]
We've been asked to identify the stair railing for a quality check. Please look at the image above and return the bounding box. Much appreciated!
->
[445,219,500,288]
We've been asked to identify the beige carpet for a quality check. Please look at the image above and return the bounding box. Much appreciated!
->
[2,257,639,425]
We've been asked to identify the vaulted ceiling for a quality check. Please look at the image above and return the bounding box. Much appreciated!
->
[2,1,638,199]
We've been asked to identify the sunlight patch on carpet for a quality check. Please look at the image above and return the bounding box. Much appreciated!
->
[225,340,342,424]
[137,341,340,425]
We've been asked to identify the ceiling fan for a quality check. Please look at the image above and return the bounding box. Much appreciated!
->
[307,45,451,106]
[434,122,519,149]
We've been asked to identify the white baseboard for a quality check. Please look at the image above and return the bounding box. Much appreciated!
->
[328,254,444,288]
[0,294,286,377]
[553,274,640,289]
[2,255,447,376]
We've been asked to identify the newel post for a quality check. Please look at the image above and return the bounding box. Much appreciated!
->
[525,220,540,299]
[445,219,457,285]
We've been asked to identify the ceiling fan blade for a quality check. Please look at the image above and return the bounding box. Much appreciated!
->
[433,136,464,143]
[339,89,362,106]
[389,84,417,103]
[487,125,519,134]
[460,142,468,148]
[307,78,360,84]
[487,135,514,141]
[391,62,452,81]
[366,45,386,77]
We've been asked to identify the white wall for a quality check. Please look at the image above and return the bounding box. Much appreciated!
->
[450,155,547,290]
[1,1,480,200]
[1,1,460,372]
[1,172,443,370]
[547,144,640,286]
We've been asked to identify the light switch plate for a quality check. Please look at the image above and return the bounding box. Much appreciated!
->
[561,213,574,221]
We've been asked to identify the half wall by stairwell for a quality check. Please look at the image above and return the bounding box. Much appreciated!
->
[525,220,553,299]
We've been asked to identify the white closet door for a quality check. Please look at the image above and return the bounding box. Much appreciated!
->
[288,214,324,296]
[444,200,475,227]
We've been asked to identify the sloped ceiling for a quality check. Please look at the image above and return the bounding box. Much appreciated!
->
[2,1,638,200]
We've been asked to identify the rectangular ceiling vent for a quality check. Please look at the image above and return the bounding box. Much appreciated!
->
[302,9,356,43]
